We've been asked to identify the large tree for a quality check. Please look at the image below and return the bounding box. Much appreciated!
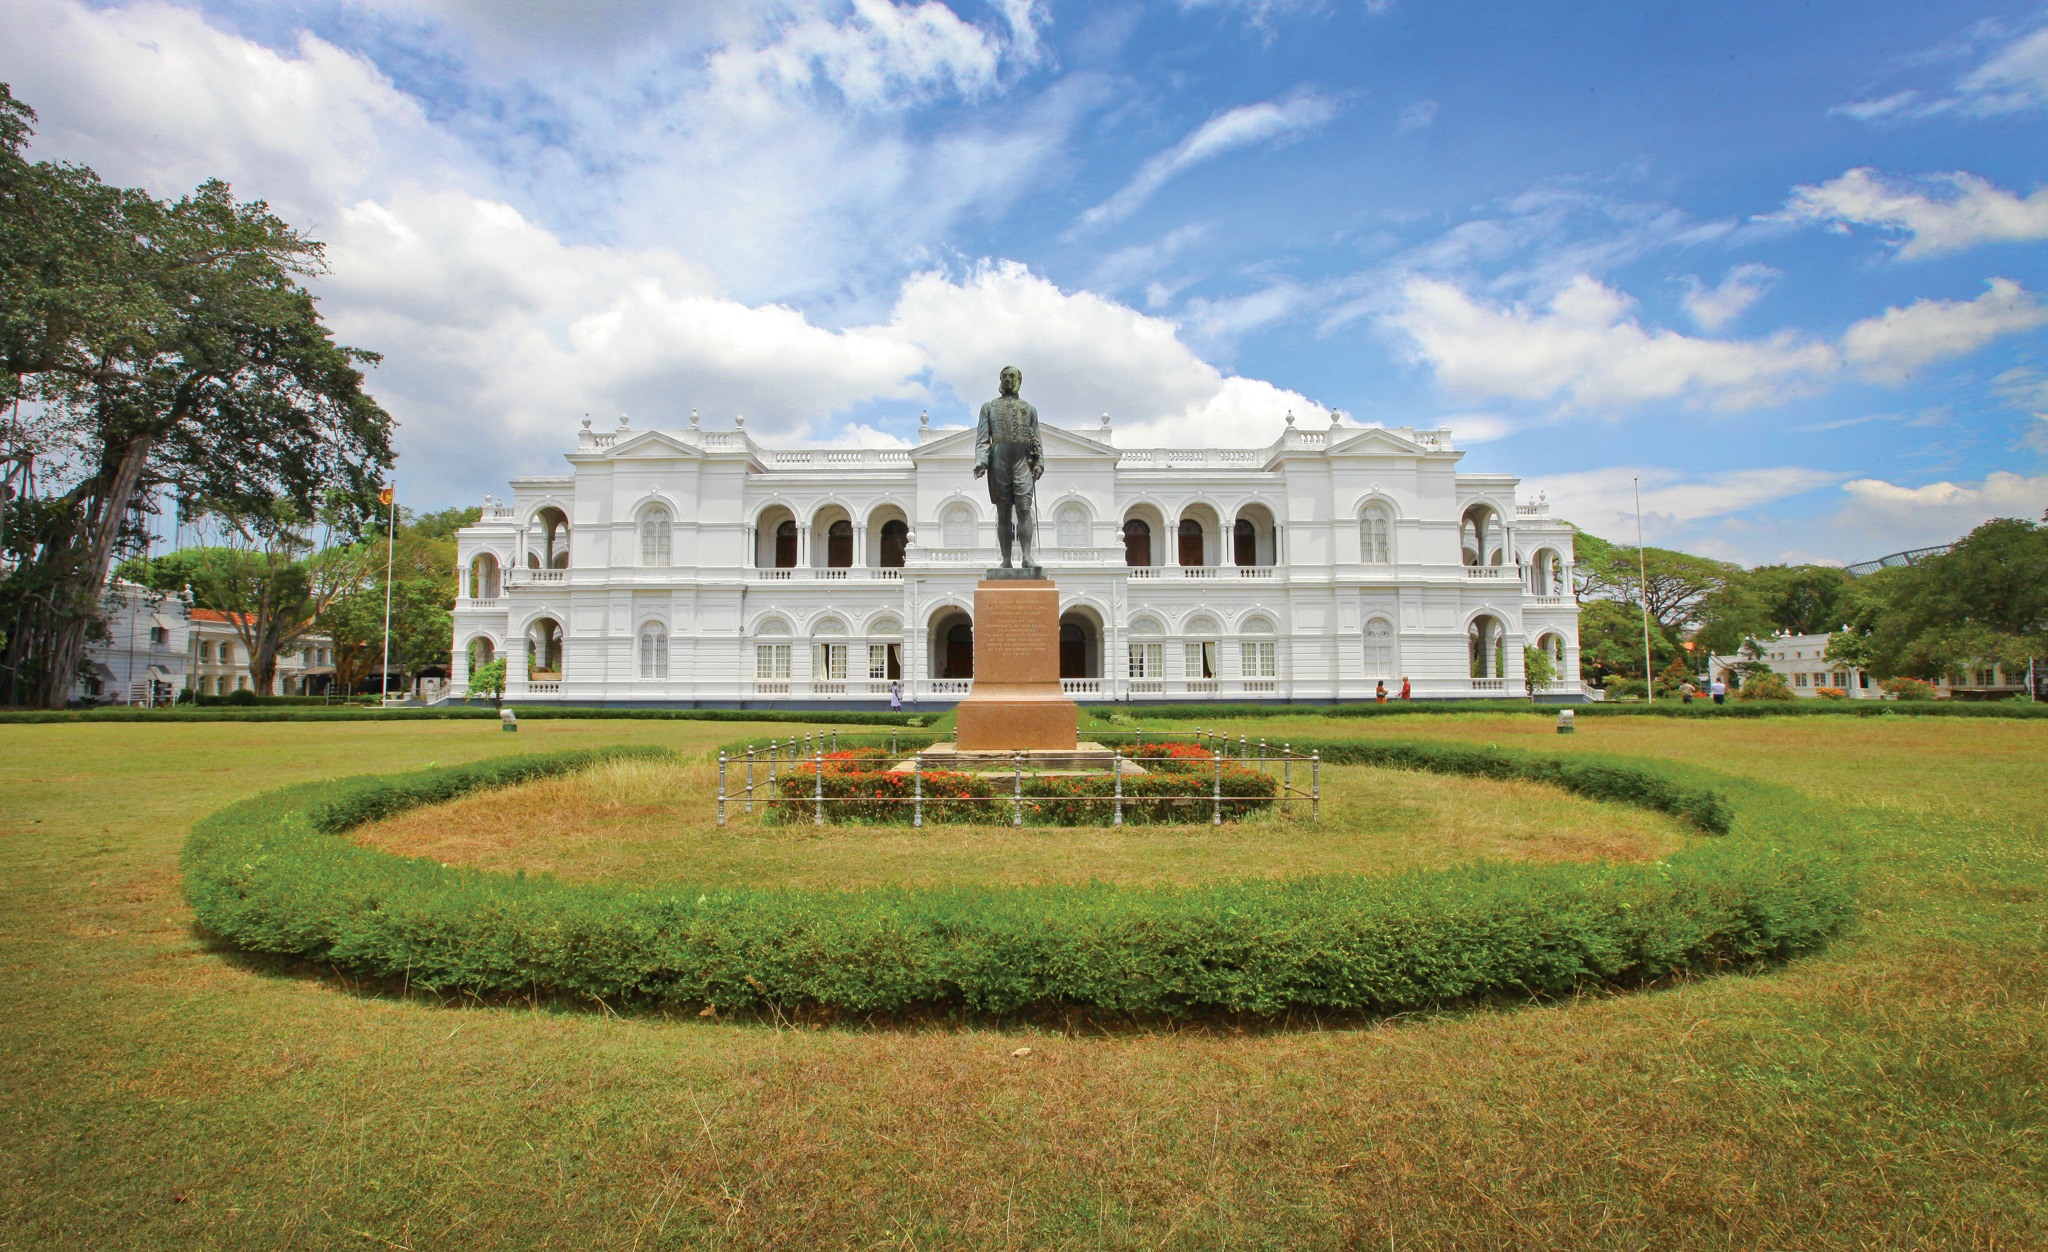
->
[0,85,392,707]
[1565,524,1736,683]
[121,505,371,695]
[1828,518,2048,681]
[318,508,458,695]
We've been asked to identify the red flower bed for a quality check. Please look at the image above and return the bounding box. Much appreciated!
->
[767,751,1278,825]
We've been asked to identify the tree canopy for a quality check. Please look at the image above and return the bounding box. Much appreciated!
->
[0,83,392,706]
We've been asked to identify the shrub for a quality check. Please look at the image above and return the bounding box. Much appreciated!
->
[225,688,260,706]
[1813,687,1847,700]
[1882,676,1938,701]
[1278,738,1735,834]
[181,743,1855,1016]
[1736,673,1795,702]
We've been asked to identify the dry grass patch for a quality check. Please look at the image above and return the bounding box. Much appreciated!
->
[350,757,1691,889]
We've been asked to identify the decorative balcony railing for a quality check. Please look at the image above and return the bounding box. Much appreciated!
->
[1464,566,1505,579]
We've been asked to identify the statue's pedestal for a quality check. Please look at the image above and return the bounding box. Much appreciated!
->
[954,578,1077,751]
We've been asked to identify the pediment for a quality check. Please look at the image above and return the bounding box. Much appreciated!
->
[1327,427,1450,457]
[911,423,1118,460]
[607,430,703,458]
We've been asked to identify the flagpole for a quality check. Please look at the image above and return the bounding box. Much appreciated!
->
[1635,477,1652,704]
[380,481,396,704]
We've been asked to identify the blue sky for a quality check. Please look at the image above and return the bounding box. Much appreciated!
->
[4,0,2046,563]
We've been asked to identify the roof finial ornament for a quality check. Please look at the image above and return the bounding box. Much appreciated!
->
[618,413,630,429]
[919,409,929,430]
[1330,409,1343,430]
[581,415,592,430]
[1100,411,1110,427]
[1285,410,1295,427]
[690,407,700,430]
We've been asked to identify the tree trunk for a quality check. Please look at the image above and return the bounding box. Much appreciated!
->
[33,430,155,709]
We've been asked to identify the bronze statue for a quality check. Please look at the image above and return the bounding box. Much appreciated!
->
[973,365,1044,574]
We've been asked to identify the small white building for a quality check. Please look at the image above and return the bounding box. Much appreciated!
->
[187,610,336,697]
[75,580,190,705]
[1708,634,1875,698]
[1709,632,2033,700]
[452,411,1584,707]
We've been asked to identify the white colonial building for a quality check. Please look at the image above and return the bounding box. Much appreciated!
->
[450,411,1582,707]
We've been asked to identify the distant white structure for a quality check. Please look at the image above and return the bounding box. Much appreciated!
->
[1706,632,2030,700]
[71,583,336,704]
[451,413,1584,707]
[75,580,190,705]
[186,610,335,697]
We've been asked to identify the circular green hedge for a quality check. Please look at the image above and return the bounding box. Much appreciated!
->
[181,741,1857,1016]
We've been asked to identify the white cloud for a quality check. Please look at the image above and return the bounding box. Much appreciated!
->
[1832,472,2048,550]
[1388,272,2048,409]
[0,0,476,221]
[1069,89,1339,234]
[1396,99,1438,133]
[1782,168,2048,259]
[1181,281,1315,345]
[1949,23,2048,115]
[1091,222,1212,291]
[1679,263,1778,331]
[1841,278,2048,384]
[1835,22,2048,120]
[1387,274,1839,411]
[1518,465,1849,546]
[883,261,1327,446]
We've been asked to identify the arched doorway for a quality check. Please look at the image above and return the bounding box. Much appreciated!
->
[1468,615,1505,679]
[945,623,973,678]
[775,520,798,567]
[532,507,569,569]
[528,618,563,677]
[1178,518,1204,567]
[1058,610,1101,679]
[1233,519,1257,567]
[1123,518,1151,566]
[929,610,974,679]
[826,519,853,567]
[469,553,500,599]
[466,636,495,668]
[879,519,908,567]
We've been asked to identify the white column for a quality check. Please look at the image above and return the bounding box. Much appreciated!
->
[854,523,868,567]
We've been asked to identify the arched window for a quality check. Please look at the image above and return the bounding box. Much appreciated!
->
[638,627,668,679]
[774,520,798,568]
[469,553,501,599]
[1240,615,1276,680]
[826,519,853,567]
[942,504,974,548]
[1364,618,1393,677]
[1184,614,1220,681]
[1233,519,1257,567]
[1123,518,1151,567]
[1057,505,1088,548]
[1178,518,1204,567]
[879,519,908,567]
[640,509,671,567]
[467,637,495,668]
[1360,505,1390,564]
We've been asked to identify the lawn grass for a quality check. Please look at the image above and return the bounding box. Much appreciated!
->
[348,755,1691,890]
[1,714,2043,1248]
